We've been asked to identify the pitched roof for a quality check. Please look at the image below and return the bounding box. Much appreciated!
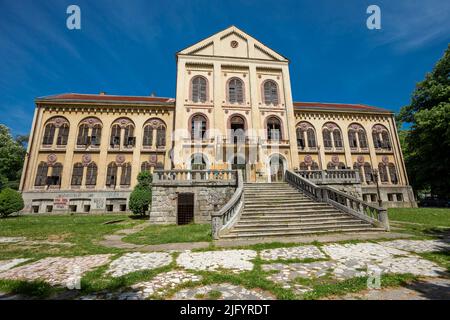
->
[36,93,175,105]
[293,101,392,113]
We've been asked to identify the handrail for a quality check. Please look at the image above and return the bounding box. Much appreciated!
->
[211,170,244,239]
[285,170,389,231]
[295,169,360,184]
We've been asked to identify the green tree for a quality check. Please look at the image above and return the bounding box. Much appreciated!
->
[0,188,24,217]
[0,125,27,190]
[129,171,152,216]
[397,44,450,198]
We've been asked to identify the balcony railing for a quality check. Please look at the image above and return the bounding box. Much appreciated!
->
[295,169,361,184]
[152,169,237,186]
[285,170,389,230]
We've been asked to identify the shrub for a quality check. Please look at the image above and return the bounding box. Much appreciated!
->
[0,188,24,217]
[129,172,152,216]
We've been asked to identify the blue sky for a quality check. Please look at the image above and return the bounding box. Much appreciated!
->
[1,0,449,135]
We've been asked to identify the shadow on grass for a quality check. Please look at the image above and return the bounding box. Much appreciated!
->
[422,228,450,239]
[128,215,149,220]
[0,280,56,298]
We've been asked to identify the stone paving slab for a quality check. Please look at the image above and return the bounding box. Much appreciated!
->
[177,250,257,272]
[106,252,172,277]
[171,283,275,300]
[0,237,26,243]
[260,245,326,261]
[0,259,29,272]
[80,270,202,300]
[379,239,450,253]
[321,243,409,262]
[0,255,112,286]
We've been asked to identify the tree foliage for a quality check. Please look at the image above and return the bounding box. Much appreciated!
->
[0,125,27,190]
[0,188,24,217]
[397,44,450,198]
[129,171,153,216]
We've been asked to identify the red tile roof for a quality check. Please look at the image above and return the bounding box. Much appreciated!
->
[36,93,175,104]
[294,102,391,113]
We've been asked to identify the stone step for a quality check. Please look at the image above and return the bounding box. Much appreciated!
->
[244,201,328,206]
[242,208,340,215]
[236,216,357,225]
[232,222,371,233]
[221,226,384,239]
[234,219,367,229]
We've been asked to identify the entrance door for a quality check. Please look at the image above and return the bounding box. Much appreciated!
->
[177,193,194,225]
[270,156,284,182]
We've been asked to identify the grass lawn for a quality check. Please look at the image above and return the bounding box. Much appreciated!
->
[388,207,450,238]
[123,223,212,245]
[0,214,144,260]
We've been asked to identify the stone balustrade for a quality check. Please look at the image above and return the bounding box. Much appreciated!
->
[152,170,237,186]
[295,169,360,184]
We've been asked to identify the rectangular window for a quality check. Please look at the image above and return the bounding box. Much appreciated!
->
[388,194,394,201]
[396,193,403,201]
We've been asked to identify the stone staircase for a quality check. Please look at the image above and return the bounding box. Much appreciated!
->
[220,182,384,239]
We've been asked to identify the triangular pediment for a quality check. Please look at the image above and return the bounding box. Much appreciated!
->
[178,26,288,62]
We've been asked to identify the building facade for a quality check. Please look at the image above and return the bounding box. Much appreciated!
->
[19,26,416,215]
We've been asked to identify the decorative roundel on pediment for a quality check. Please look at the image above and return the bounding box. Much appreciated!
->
[81,117,102,128]
[145,119,164,129]
[331,155,340,164]
[350,124,361,130]
[304,155,313,165]
[382,155,389,164]
[47,154,57,166]
[373,124,386,133]
[230,40,239,48]
[114,118,133,128]
[298,122,313,130]
[82,154,92,166]
[357,156,365,164]
[116,154,125,165]
[149,154,157,164]
[53,117,69,128]
[325,123,337,130]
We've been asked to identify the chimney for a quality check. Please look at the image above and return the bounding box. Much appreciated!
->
[99,91,106,95]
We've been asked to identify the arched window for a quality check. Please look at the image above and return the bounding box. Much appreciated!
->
[263,80,279,105]
[372,125,391,150]
[42,123,56,145]
[323,129,332,148]
[191,114,207,140]
[358,130,368,148]
[106,162,117,187]
[228,78,244,104]
[307,128,316,148]
[267,117,282,141]
[143,125,153,147]
[51,163,63,186]
[296,127,305,149]
[311,161,319,170]
[120,163,132,186]
[191,76,207,103]
[156,126,166,147]
[299,162,308,170]
[333,129,343,148]
[77,124,89,146]
[191,154,207,170]
[123,125,135,147]
[379,163,389,182]
[363,163,373,184]
[348,130,357,148]
[230,115,246,143]
[110,124,121,147]
[91,124,102,146]
[141,161,151,172]
[388,163,398,184]
[56,124,69,146]
[327,162,335,170]
[71,163,84,186]
[86,162,97,186]
[34,162,48,186]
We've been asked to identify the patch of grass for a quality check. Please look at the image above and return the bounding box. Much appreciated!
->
[123,223,212,245]
[207,290,222,299]
[0,279,58,298]
[303,273,418,300]
[388,208,450,237]
[418,251,450,273]
[0,214,143,259]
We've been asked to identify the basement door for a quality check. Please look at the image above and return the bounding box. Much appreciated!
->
[177,193,194,225]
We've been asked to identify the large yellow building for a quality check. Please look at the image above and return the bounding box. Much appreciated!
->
[19,26,415,215]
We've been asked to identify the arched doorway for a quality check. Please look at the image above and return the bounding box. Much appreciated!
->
[190,153,207,170]
[229,115,245,143]
[231,155,247,181]
[269,154,285,182]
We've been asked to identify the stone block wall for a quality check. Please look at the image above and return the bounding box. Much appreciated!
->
[149,184,235,224]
